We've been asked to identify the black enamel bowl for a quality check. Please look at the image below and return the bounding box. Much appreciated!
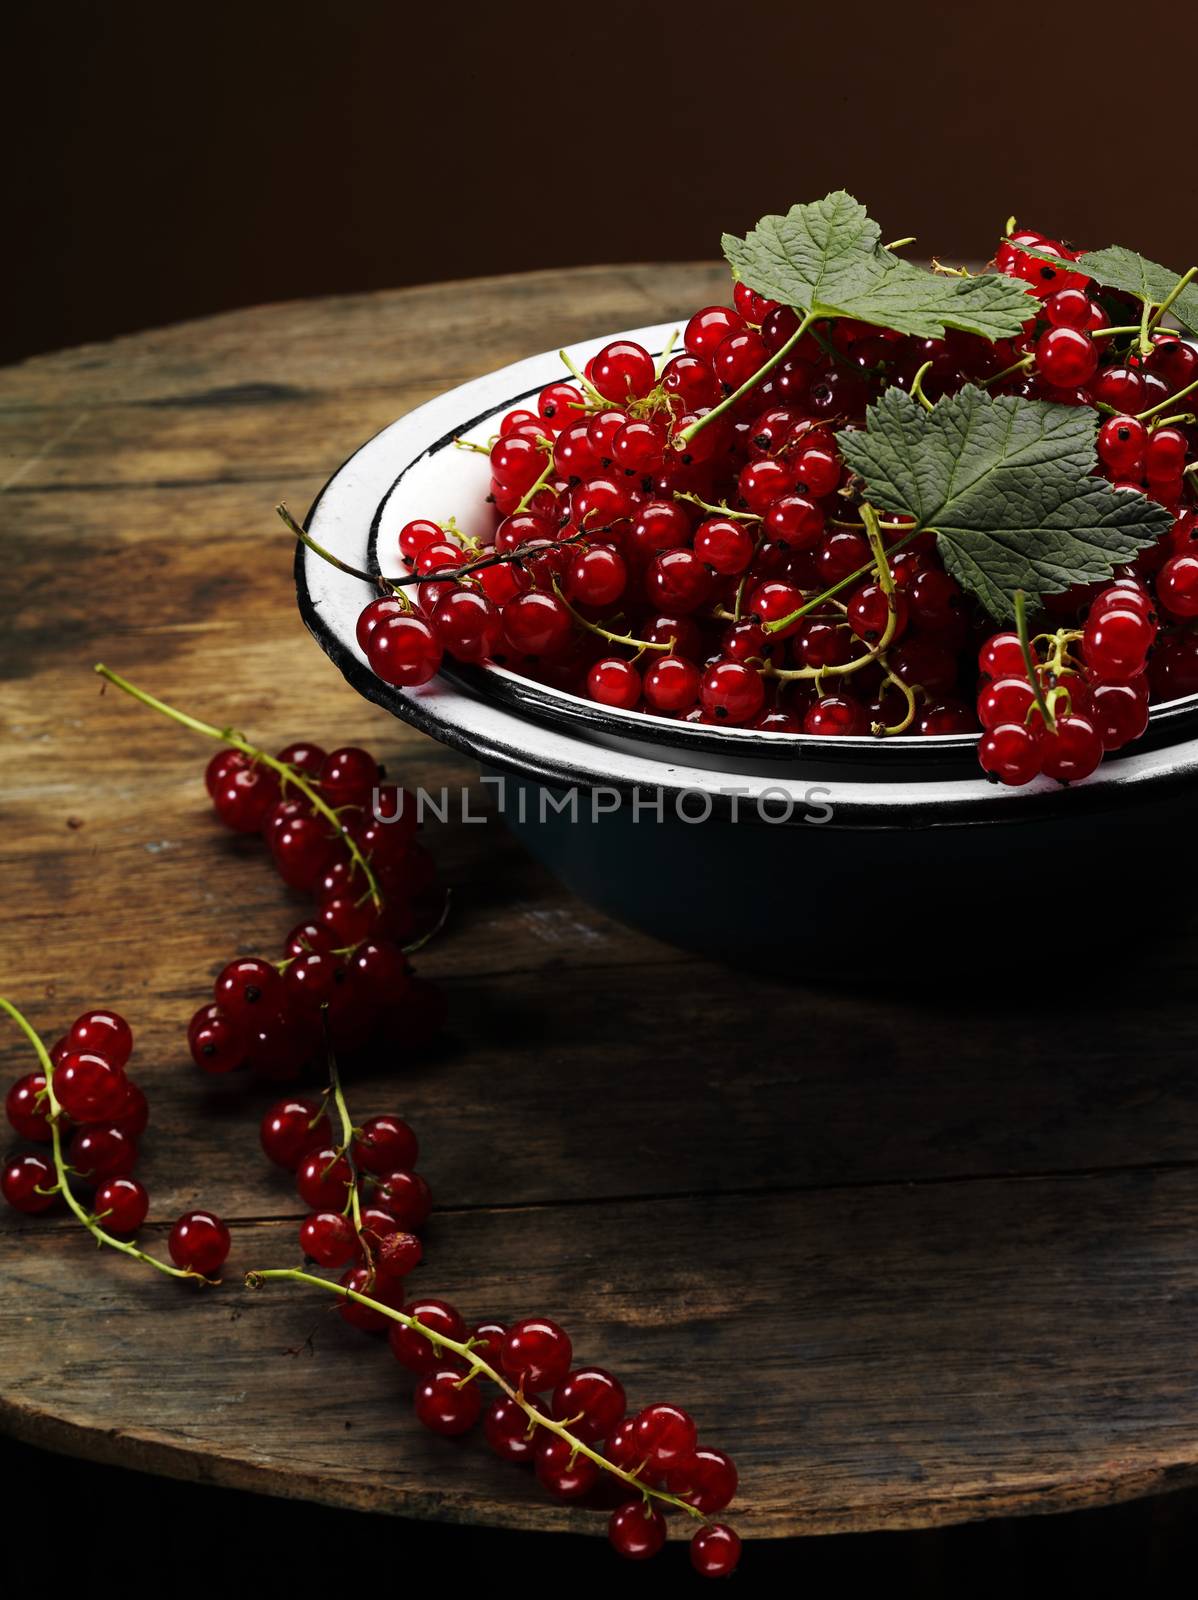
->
[296,321,1198,958]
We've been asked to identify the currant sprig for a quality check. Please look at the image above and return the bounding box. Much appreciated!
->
[246,1265,706,1520]
[0,998,215,1281]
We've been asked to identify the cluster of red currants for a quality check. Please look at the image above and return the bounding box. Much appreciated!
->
[977,584,1158,784]
[3,1007,230,1274]
[192,740,445,1078]
[344,226,1198,788]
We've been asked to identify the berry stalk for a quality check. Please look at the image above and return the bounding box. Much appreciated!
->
[93,664,384,911]
[246,1266,704,1520]
[673,308,819,449]
[0,998,201,1281]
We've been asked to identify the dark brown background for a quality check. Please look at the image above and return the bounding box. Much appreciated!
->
[7,0,1198,365]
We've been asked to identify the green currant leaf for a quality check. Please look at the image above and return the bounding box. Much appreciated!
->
[837,385,1172,620]
[723,192,1034,341]
[1008,239,1198,336]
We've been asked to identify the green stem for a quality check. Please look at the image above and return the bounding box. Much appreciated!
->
[675,492,760,523]
[1138,293,1153,358]
[1091,324,1143,340]
[763,522,926,635]
[982,353,1034,388]
[246,1267,703,1519]
[1138,372,1198,421]
[325,1035,368,1254]
[1148,266,1197,331]
[674,309,819,451]
[1014,590,1055,734]
[551,582,671,655]
[908,361,935,413]
[512,451,557,516]
[0,999,202,1281]
[93,665,383,911]
[279,505,411,608]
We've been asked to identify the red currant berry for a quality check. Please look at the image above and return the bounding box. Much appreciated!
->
[320,747,379,808]
[389,1298,467,1371]
[803,695,868,735]
[1082,607,1155,677]
[399,519,443,562]
[608,1501,665,1561]
[299,1210,357,1267]
[365,612,443,687]
[373,1168,432,1228]
[699,660,765,725]
[110,1078,148,1140]
[205,747,248,797]
[375,1229,423,1280]
[1039,713,1103,783]
[977,675,1035,730]
[415,1367,481,1436]
[353,1114,418,1176]
[643,654,701,714]
[587,658,641,710]
[260,1096,330,1169]
[1089,680,1150,749]
[212,764,281,833]
[183,998,244,1075]
[213,958,283,1024]
[296,1146,353,1211]
[53,1051,127,1123]
[68,1123,137,1183]
[94,1175,149,1234]
[551,1367,626,1443]
[1089,365,1145,412]
[1044,287,1094,330]
[66,1010,133,1069]
[1035,326,1097,387]
[485,1396,537,1462]
[6,1072,52,1142]
[661,354,720,411]
[537,382,584,431]
[2,1151,57,1213]
[500,1317,572,1391]
[847,582,907,644]
[694,517,755,576]
[502,591,574,657]
[764,493,824,550]
[666,1446,739,1513]
[591,341,656,403]
[647,548,714,614]
[275,741,328,780]
[691,1523,742,1578]
[169,1209,230,1275]
[565,544,628,607]
[1146,426,1190,482]
[431,588,502,663]
[535,1434,600,1499]
[978,632,1027,678]
[714,329,767,389]
[269,811,340,892]
[1097,416,1148,477]
[631,1403,697,1470]
[338,1264,404,1332]
[685,306,744,359]
[978,722,1043,785]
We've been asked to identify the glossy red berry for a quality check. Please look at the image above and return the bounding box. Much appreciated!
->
[978,722,1043,785]
[551,1367,627,1443]
[978,632,1027,679]
[500,1317,572,1391]
[608,1501,665,1561]
[2,1151,57,1213]
[485,1396,537,1462]
[714,329,767,389]
[1081,606,1155,677]
[764,493,824,549]
[643,654,701,714]
[168,1209,230,1275]
[53,1051,127,1123]
[502,591,574,657]
[699,660,765,725]
[205,747,248,797]
[591,341,655,402]
[631,1403,697,1469]
[694,517,755,576]
[1097,416,1148,477]
[415,1367,481,1436]
[353,1114,418,1176]
[320,747,379,808]
[535,1434,601,1499]
[647,548,714,614]
[398,519,443,562]
[1039,713,1104,783]
[260,1096,330,1169]
[666,1446,739,1513]
[338,1264,404,1331]
[803,695,868,735]
[94,1176,149,1234]
[212,764,281,833]
[6,1072,53,1142]
[375,1229,423,1280]
[68,1123,137,1183]
[587,658,641,710]
[296,1146,353,1211]
[213,958,283,1024]
[187,1003,247,1075]
[389,1298,466,1371]
[684,306,744,359]
[537,382,584,431]
[977,675,1035,730]
[110,1079,149,1140]
[1035,326,1097,387]
[66,1010,133,1069]
[565,544,628,607]
[365,612,443,687]
[691,1523,742,1578]
[1089,680,1149,749]
[299,1210,357,1266]
[373,1168,432,1228]
[431,588,502,663]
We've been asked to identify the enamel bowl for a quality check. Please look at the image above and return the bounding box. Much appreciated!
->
[295,322,1198,959]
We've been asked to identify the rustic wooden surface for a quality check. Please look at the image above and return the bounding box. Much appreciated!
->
[3,266,1198,1541]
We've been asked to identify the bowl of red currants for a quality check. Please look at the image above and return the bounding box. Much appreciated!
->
[296,195,1198,955]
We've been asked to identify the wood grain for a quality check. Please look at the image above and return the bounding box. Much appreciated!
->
[3,265,1198,1539]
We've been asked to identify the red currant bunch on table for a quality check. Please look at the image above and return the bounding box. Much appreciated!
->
[191,736,447,1084]
[320,215,1198,788]
[2,1000,229,1278]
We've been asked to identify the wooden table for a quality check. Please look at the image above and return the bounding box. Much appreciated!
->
[3,266,1198,1542]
